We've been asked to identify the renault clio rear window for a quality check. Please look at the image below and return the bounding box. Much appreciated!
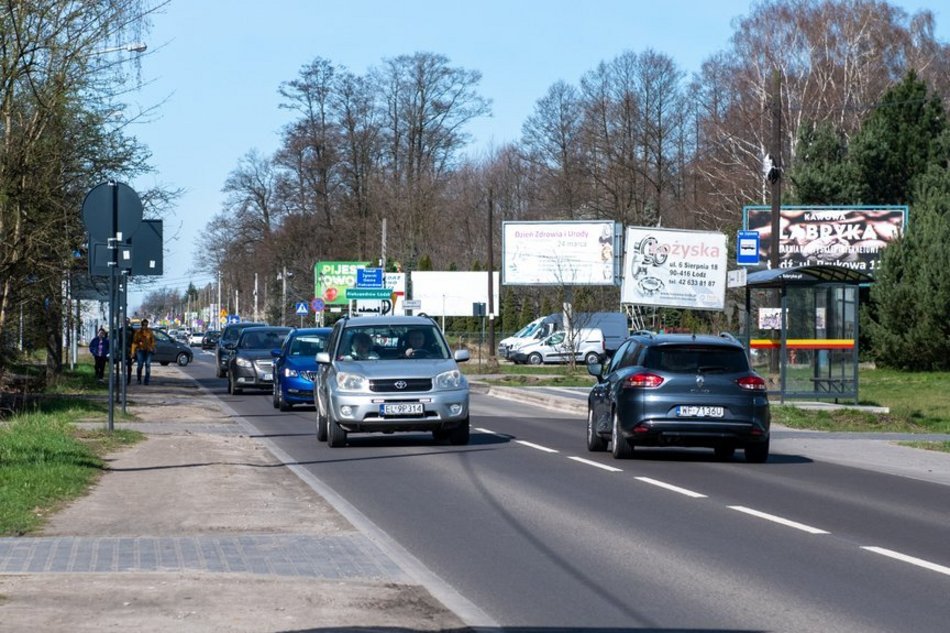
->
[642,345,749,374]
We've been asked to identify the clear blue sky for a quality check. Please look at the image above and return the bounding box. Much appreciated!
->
[126,0,948,311]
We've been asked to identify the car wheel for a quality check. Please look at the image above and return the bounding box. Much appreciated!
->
[176,353,190,367]
[327,409,347,447]
[316,400,328,442]
[229,374,243,395]
[745,439,770,463]
[714,445,736,461]
[528,352,543,365]
[278,389,292,411]
[584,352,600,366]
[272,383,279,408]
[216,363,224,378]
[448,418,470,445]
[587,407,607,452]
[611,409,633,459]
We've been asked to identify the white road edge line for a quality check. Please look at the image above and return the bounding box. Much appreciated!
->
[567,456,623,472]
[861,546,950,577]
[635,476,707,498]
[728,505,830,534]
[515,440,559,453]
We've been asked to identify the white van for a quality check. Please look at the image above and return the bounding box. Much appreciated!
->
[509,328,605,365]
[497,315,560,359]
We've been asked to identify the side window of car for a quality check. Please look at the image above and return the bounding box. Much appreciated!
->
[603,341,631,374]
[613,341,642,371]
[326,325,343,358]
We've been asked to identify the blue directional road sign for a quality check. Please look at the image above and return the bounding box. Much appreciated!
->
[356,267,384,288]
[295,301,309,316]
[737,230,760,266]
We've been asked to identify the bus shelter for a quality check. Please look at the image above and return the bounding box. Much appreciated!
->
[742,265,873,404]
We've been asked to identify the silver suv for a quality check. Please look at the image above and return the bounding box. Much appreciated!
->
[315,315,471,447]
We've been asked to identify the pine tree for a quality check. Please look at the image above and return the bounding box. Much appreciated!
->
[849,71,946,205]
[788,121,861,204]
[867,156,950,369]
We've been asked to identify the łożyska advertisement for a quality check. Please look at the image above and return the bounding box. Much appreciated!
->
[621,227,727,310]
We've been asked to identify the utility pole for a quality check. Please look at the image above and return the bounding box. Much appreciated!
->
[769,69,783,270]
[216,269,222,330]
[281,265,287,326]
[487,190,496,362]
[380,218,387,269]
[253,273,259,322]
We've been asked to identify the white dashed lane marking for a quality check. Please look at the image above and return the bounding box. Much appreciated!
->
[728,505,830,534]
[861,547,950,577]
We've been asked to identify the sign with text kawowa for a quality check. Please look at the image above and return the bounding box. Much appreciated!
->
[621,227,727,311]
[743,205,907,274]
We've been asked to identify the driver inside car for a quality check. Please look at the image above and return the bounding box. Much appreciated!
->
[403,329,431,358]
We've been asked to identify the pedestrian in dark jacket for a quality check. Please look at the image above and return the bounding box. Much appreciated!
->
[89,328,110,382]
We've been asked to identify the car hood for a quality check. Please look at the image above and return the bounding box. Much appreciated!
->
[334,358,462,380]
[235,349,278,361]
[284,356,318,371]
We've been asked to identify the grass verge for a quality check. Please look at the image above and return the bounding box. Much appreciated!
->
[0,393,142,536]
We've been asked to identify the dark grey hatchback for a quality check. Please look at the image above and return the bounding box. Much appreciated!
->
[587,332,770,462]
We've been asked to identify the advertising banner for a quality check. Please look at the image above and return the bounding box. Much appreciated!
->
[313,261,369,305]
[410,271,500,317]
[620,227,727,310]
[502,221,620,286]
[743,206,906,273]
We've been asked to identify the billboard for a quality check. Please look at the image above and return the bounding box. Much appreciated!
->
[502,221,620,285]
[743,206,907,273]
[410,271,500,317]
[620,227,728,310]
[313,261,370,305]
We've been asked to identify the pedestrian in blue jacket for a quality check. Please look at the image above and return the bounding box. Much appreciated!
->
[89,327,110,382]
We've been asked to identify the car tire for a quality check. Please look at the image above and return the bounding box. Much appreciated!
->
[272,384,279,408]
[448,418,470,445]
[587,407,607,452]
[584,352,600,366]
[745,439,770,463]
[714,445,736,461]
[610,410,633,459]
[176,353,190,367]
[528,352,543,365]
[316,402,328,442]
[327,409,347,447]
[278,389,292,411]
[229,374,242,395]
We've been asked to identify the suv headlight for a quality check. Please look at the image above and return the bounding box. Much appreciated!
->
[336,371,369,392]
[236,358,252,368]
[283,368,299,378]
[433,369,464,390]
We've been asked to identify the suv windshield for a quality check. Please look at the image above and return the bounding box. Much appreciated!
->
[642,345,749,374]
[337,325,449,361]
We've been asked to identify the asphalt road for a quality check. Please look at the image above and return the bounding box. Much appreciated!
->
[183,351,950,632]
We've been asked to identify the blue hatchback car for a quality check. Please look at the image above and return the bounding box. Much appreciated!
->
[272,327,332,411]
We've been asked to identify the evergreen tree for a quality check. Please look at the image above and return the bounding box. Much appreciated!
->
[849,71,946,205]
[500,288,518,334]
[867,156,950,370]
[788,121,861,204]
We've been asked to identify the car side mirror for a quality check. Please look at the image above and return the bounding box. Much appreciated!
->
[315,352,330,364]
[587,362,603,378]
[271,349,280,358]
[454,349,470,363]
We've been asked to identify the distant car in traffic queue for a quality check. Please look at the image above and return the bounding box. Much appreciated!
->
[201,330,221,350]
[272,327,332,411]
[225,326,292,395]
[215,322,266,377]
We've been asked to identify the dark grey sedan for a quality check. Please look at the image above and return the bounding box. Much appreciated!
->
[226,326,292,394]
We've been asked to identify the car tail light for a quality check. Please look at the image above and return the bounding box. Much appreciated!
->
[623,372,664,389]
[736,375,767,391]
